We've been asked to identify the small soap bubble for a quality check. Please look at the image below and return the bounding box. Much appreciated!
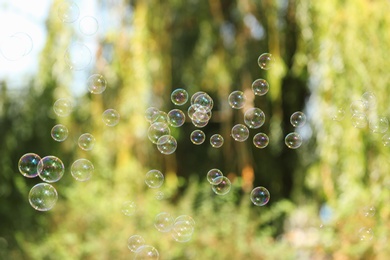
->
[127,235,145,252]
[71,159,94,182]
[231,124,249,142]
[244,108,265,129]
[154,212,174,232]
[191,118,209,128]
[193,93,213,112]
[121,201,137,216]
[167,109,186,127]
[258,53,274,70]
[171,220,194,243]
[145,107,160,123]
[152,111,169,124]
[53,98,73,117]
[155,191,165,200]
[28,183,58,211]
[145,170,164,188]
[78,133,95,151]
[250,186,270,206]
[290,111,306,128]
[190,130,206,145]
[207,169,224,185]
[358,227,373,241]
[211,176,231,195]
[64,42,92,70]
[382,133,390,146]
[252,79,269,96]
[350,100,367,115]
[361,91,376,109]
[171,88,189,106]
[253,133,269,148]
[228,91,247,109]
[37,156,65,183]
[79,16,99,36]
[210,134,224,148]
[0,32,33,61]
[18,153,41,178]
[157,135,177,155]
[331,107,345,121]
[191,91,207,105]
[192,106,212,123]
[102,109,120,126]
[148,122,170,144]
[134,245,159,260]
[369,116,388,133]
[361,206,376,217]
[87,74,107,94]
[175,215,196,227]
[51,124,69,142]
[351,113,367,129]
[285,132,302,149]
[58,1,80,23]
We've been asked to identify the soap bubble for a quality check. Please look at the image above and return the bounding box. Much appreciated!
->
[191,91,207,105]
[171,88,189,106]
[78,133,95,151]
[148,122,170,144]
[244,108,265,129]
[210,134,224,148]
[382,133,390,146]
[134,245,159,260]
[28,183,58,211]
[53,98,73,117]
[211,176,231,195]
[157,135,177,155]
[155,191,165,200]
[331,107,345,121]
[350,100,367,115]
[290,111,306,128]
[102,109,120,126]
[361,206,376,217]
[154,212,174,232]
[18,153,41,178]
[127,235,145,252]
[369,116,388,133]
[152,111,168,124]
[361,91,376,109]
[145,170,164,188]
[51,124,69,142]
[171,220,194,243]
[64,42,92,70]
[121,201,137,216]
[191,118,209,128]
[207,169,224,185]
[351,113,367,129]
[192,106,212,123]
[253,133,269,148]
[0,32,33,61]
[37,156,65,183]
[145,107,160,123]
[193,93,213,112]
[175,215,196,228]
[285,132,302,149]
[231,124,249,142]
[250,186,270,206]
[167,109,186,127]
[258,53,274,70]
[87,74,106,94]
[251,79,269,96]
[58,1,80,23]
[190,130,206,145]
[358,227,373,241]
[79,16,99,35]
[71,159,94,182]
[228,91,246,109]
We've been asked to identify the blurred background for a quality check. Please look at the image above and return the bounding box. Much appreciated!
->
[1,0,390,259]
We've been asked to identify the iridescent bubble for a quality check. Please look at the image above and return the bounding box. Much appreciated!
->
[258,53,274,70]
[228,91,247,109]
[361,206,376,217]
[0,32,33,61]
[148,122,170,144]
[53,98,73,117]
[193,93,213,112]
[250,186,270,206]
[210,134,224,148]
[351,113,367,129]
[87,74,106,94]
[350,100,367,115]
[127,235,145,252]
[174,215,196,228]
[28,183,58,211]
[134,245,159,260]
[358,227,373,241]
[382,133,390,146]
[152,111,168,124]
[251,79,269,96]
[121,201,137,216]
[78,133,95,151]
[191,118,209,128]
[171,88,189,106]
[191,91,207,105]
[290,111,306,128]
[171,220,194,243]
[167,109,186,127]
[154,212,174,232]
[157,135,177,155]
[37,156,65,183]
[145,107,160,123]
[18,153,41,178]
[207,169,224,185]
[64,42,91,70]
[155,191,165,200]
[190,130,206,145]
[192,106,212,123]
[211,176,231,195]
[102,108,120,126]
[253,133,269,148]
[58,1,80,23]
[71,159,94,182]
[244,108,265,129]
[51,124,69,142]
[145,170,164,188]
[231,124,249,142]
[331,107,345,121]
[285,132,302,149]
[79,16,99,36]
[361,91,376,109]
[369,116,388,133]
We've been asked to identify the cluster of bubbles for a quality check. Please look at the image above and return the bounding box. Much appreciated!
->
[285,111,306,149]
[154,213,196,243]
[127,235,159,259]
[206,169,231,195]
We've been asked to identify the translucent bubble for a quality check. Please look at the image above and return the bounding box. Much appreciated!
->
[71,159,94,182]
[290,111,306,128]
[18,153,41,178]
[191,118,209,128]
[258,53,274,70]
[175,215,196,228]
[351,113,367,129]
[28,183,58,211]
[251,79,269,96]
[210,134,224,148]
[191,91,207,105]
[244,108,265,129]
[157,135,177,155]
[148,122,170,144]
[193,93,213,112]
[211,176,231,195]
[51,124,69,142]
[145,170,164,188]
[382,133,390,146]
[154,212,174,232]
[58,1,80,23]
[207,169,224,185]
[192,106,212,123]
[145,107,160,123]
[228,91,247,109]
[190,130,206,145]
[78,133,95,151]
[171,220,194,243]
[171,88,189,106]
[121,201,137,216]
[361,91,376,109]
[64,42,91,70]
[358,227,373,241]
[53,98,73,117]
[350,100,367,115]
[127,235,145,252]
[285,132,302,149]
[167,109,186,127]
[361,206,376,217]
[37,156,65,183]
[87,74,106,94]
[0,32,33,61]
[79,16,99,35]
[331,107,345,121]
[253,133,269,148]
[102,108,120,126]
[134,245,159,260]
[231,124,249,142]
[155,191,165,200]
[152,111,168,124]
[250,186,270,206]
[369,116,388,133]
